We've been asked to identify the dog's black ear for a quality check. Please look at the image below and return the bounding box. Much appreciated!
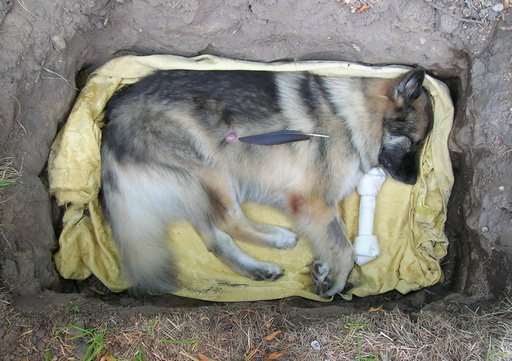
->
[390,67,425,108]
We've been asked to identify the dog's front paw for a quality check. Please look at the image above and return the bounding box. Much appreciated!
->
[310,257,353,298]
[270,226,299,250]
[310,261,333,297]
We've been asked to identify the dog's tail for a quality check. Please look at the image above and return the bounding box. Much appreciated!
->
[101,159,181,296]
[115,215,178,296]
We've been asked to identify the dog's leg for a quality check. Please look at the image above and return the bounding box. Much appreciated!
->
[192,175,292,281]
[194,223,284,281]
[218,205,298,250]
[288,195,355,297]
[202,176,298,250]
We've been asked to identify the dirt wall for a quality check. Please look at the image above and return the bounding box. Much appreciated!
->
[0,0,510,300]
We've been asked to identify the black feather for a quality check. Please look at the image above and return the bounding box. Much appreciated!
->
[238,130,328,145]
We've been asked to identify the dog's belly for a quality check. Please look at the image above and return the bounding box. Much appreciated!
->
[220,141,363,208]
[219,146,314,201]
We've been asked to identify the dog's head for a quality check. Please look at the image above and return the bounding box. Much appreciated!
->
[379,67,434,185]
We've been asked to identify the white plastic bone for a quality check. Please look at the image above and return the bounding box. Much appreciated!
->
[353,167,386,266]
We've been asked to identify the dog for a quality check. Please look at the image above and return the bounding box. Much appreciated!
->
[100,66,433,298]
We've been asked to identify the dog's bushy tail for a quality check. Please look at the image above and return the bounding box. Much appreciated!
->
[101,161,180,296]
[114,213,178,296]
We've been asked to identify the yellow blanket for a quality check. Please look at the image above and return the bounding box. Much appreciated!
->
[49,55,454,302]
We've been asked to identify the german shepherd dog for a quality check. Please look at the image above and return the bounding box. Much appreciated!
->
[100,67,433,297]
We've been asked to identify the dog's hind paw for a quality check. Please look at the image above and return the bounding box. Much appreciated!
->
[248,262,284,282]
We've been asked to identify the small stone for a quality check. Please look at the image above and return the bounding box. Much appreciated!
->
[119,296,136,306]
[311,340,321,351]
[51,35,66,51]
[94,19,105,29]
[36,341,46,351]
[67,320,85,338]
[439,14,460,33]
[479,8,490,19]
[35,329,46,339]
[488,10,498,21]
[73,320,85,329]
[72,343,90,360]
[492,3,504,12]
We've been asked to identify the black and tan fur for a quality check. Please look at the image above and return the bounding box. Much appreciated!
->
[100,67,433,297]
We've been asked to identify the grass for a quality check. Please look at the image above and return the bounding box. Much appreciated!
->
[0,157,21,218]
[0,286,511,360]
[62,325,112,361]
[65,304,81,313]
[10,293,505,360]
[0,157,21,190]
[0,157,20,238]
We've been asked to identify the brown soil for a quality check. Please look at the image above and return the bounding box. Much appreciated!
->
[0,0,511,359]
